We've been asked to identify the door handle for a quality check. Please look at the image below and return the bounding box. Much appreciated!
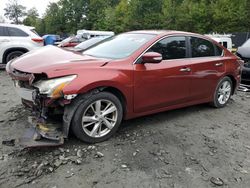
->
[215,62,223,67]
[180,67,191,72]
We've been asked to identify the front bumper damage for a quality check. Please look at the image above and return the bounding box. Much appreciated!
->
[7,67,77,148]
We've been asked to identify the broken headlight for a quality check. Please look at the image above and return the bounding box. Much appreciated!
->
[33,75,77,98]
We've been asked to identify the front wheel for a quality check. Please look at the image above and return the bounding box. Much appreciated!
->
[71,92,123,143]
[211,76,233,108]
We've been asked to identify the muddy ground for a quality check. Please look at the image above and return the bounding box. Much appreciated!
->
[0,70,250,188]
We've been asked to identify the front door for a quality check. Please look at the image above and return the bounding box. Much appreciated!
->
[134,36,192,113]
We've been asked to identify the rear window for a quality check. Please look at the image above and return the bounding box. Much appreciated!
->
[0,26,8,36]
[191,37,216,57]
[7,27,29,37]
[31,29,40,36]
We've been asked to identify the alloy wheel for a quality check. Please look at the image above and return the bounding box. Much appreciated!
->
[81,100,118,138]
[217,80,232,105]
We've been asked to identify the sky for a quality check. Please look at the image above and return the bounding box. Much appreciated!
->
[0,0,59,22]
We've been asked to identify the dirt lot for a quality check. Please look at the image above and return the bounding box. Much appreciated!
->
[0,70,250,188]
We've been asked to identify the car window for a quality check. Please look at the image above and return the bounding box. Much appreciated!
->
[83,33,155,59]
[215,45,223,56]
[147,36,187,60]
[7,27,29,37]
[191,37,216,57]
[30,29,40,36]
[0,26,8,36]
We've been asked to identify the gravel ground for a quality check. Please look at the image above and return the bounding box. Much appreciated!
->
[0,70,250,188]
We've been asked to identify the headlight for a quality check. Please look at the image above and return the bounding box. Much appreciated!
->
[33,75,77,98]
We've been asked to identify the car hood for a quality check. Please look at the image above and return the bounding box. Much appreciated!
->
[9,45,110,77]
[237,46,250,59]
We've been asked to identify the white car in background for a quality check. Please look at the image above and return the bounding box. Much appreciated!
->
[0,24,43,67]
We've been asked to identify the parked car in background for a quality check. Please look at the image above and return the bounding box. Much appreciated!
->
[0,24,43,67]
[236,39,250,88]
[58,30,115,48]
[43,34,61,46]
[77,30,114,39]
[58,35,84,48]
[73,36,111,51]
[6,30,242,145]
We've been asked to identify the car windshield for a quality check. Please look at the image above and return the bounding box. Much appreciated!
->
[83,33,155,59]
[242,39,250,47]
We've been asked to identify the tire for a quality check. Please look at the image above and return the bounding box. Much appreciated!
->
[6,51,24,63]
[71,92,123,143]
[211,76,233,108]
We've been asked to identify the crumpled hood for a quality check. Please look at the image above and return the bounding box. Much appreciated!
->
[9,45,110,76]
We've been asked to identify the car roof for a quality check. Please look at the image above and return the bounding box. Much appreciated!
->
[0,23,35,30]
[127,30,218,44]
[127,30,198,36]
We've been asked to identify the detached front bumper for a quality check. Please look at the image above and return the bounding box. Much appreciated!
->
[19,116,64,148]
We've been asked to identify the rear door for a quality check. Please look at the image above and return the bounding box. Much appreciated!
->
[188,36,226,101]
[0,26,11,64]
[134,36,192,113]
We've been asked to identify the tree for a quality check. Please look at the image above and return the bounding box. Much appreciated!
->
[36,0,250,35]
[43,2,63,34]
[246,0,250,30]
[58,0,89,33]
[127,0,165,30]
[211,0,247,33]
[176,0,212,33]
[4,0,26,24]
[23,7,39,26]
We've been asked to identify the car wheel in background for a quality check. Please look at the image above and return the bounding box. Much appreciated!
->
[211,76,233,108]
[72,92,123,143]
[6,51,24,63]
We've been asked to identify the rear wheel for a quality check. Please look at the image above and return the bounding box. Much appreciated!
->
[6,51,24,63]
[72,92,123,143]
[211,76,232,108]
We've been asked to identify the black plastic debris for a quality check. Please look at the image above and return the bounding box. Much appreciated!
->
[2,139,15,146]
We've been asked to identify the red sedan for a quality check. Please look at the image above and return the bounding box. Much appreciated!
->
[6,30,242,144]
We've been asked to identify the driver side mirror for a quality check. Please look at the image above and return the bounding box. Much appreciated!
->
[142,52,162,64]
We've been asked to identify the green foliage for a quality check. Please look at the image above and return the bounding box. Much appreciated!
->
[176,0,213,33]
[4,0,26,24]
[211,0,247,32]
[4,0,249,35]
[23,8,39,27]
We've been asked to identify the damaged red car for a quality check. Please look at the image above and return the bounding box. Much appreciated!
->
[6,30,242,145]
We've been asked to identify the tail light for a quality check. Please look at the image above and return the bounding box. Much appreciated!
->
[32,38,44,43]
